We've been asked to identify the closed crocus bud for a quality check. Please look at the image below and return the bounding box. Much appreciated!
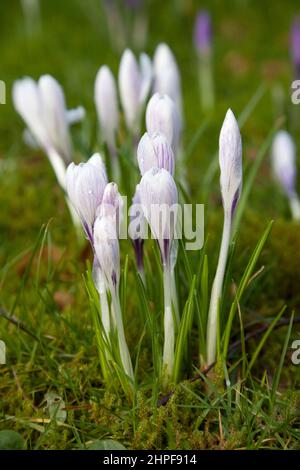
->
[118,49,152,134]
[194,10,212,55]
[206,109,242,365]
[95,65,119,154]
[219,109,242,216]
[38,75,72,162]
[98,182,124,233]
[137,132,174,176]
[290,18,300,78]
[93,213,120,289]
[146,93,181,153]
[139,167,178,263]
[66,153,108,240]
[271,130,297,197]
[153,43,182,120]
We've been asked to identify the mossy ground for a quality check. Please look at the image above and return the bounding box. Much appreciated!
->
[0,0,300,449]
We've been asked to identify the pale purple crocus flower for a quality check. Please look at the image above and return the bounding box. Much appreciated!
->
[65,153,108,244]
[146,93,181,154]
[139,167,178,381]
[129,185,146,280]
[137,132,175,176]
[271,130,300,219]
[206,109,243,365]
[290,17,300,78]
[194,10,212,55]
[94,182,134,381]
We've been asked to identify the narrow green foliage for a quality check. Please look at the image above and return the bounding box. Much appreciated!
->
[222,220,274,360]
[246,306,286,375]
[271,311,295,407]
[173,275,196,383]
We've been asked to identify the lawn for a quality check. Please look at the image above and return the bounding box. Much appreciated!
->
[0,0,300,450]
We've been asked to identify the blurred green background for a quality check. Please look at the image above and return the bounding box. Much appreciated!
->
[0,0,300,450]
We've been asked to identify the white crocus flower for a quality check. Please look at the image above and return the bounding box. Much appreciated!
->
[206,109,242,365]
[139,167,178,381]
[146,93,181,154]
[271,130,300,219]
[118,48,152,135]
[95,65,119,156]
[137,132,174,176]
[66,153,108,241]
[13,75,84,229]
[153,43,182,122]
[94,188,134,382]
[38,75,72,163]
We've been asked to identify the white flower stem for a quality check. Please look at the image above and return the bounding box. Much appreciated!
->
[171,271,180,327]
[162,259,174,383]
[289,193,300,220]
[111,290,134,382]
[206,209,232,365]
[92,265,112,345]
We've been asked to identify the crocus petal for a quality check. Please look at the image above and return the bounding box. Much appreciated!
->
[13,77,48,149]
[66,153,108,236]
[194,10,212,54]
[153,43,182,120]
[118,49,141,132]
[271,130,297,197]
[137,132,174,175]
[146,93,181,153]
[93,213,120,289]
[139,53,152,105]
[219,109,242,214]
[95,65,119,152]
[38,75,72,162]
[139,167,178,261]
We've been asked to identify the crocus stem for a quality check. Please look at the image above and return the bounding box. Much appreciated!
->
[162,258,174,383]
[92,264,112,343]
[133,239,146,285]
[47,148,82,234]
[198,53,214,112]
[98,279,111,339]
[289,194,300,220]
[206,209,232,365]
[109,145,120,184]
[171,270,180,327]
[111,290,134,382]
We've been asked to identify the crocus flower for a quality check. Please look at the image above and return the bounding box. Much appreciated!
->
[271,130,300,219]
[95,65,119,155]
[118,49,152,135]
[13,75,72,164]
[206,109,242,365]
[94,185,134,381]
[66,153,108,242]
[219,109,243,215]
[129,184,146,282]
[137,132,174,176]
[94,210,120,291]
[13,75,84,229]
[139,167,178,380]
[290,17,300,78]
[153,43,182,121]
[146,93,181,154]
[194,10,212,55]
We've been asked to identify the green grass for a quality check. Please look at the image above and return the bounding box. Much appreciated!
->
[0,0,300,450]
